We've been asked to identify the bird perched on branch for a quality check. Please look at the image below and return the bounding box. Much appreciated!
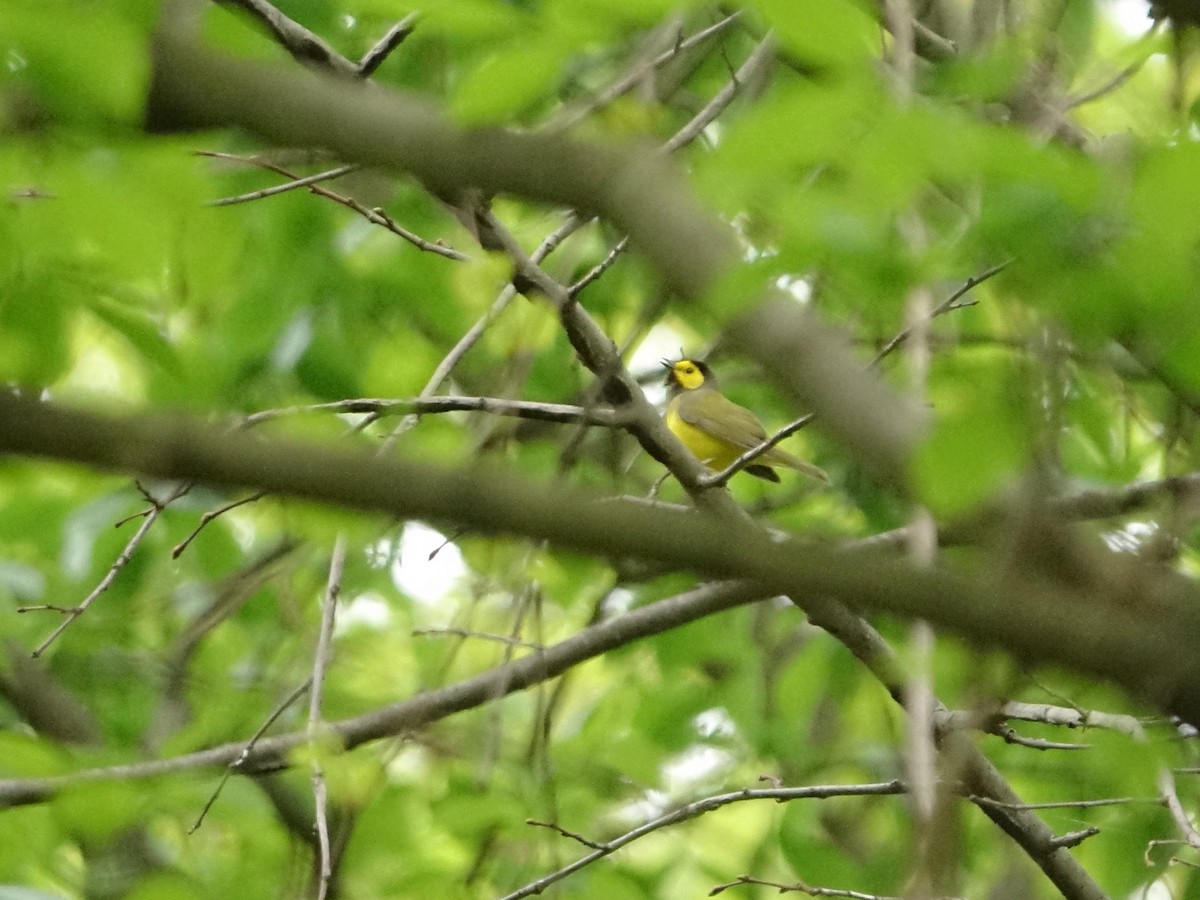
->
[662,358,828,484]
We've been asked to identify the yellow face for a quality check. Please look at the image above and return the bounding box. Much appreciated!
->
[666,359,709,392]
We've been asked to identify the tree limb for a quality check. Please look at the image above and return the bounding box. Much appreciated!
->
[3,392,1200,733]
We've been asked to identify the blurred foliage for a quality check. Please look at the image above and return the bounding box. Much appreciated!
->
[3,0,1200,898]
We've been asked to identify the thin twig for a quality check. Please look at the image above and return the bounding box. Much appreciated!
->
[503,781,906,899]
[547,12,743,132]
[198,151,468,261]
[190,677,313,832]
[525,819,605,849]
[867,261,1010,368]
[968,794,1157,811]
[308,535,347,900]
[994,725,1089,750]
[173,491,267,558]
[357,13,418,77]
[244,395,620,429]
[711,874,934,899]
[1066,22,1162,110]
[21,482,189,657]
[413,627,544,650]
[702,262,1010,487]
[569,237,629,297]
[210,164,359,206]
[1160,768,1200,852]
[1048,828,1100,850]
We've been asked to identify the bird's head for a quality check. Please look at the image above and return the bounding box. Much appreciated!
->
[662,358,715,395]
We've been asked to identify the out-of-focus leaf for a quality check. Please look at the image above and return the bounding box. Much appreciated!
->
[452,42,569,123]
[756,0,876,70]
[52,782,143,840]
[914,354,1031,514]
[2,0,153,129]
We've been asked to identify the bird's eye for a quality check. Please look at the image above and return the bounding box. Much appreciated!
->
[685,366,694,374]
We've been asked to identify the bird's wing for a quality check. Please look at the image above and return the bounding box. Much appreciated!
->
[677,391,768,450]
[680,391,829,482]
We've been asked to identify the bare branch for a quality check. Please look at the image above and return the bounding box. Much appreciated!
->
[209,163,358,206]
[704,263,1007,487]
[5,393,1200,734]
[19,481,189,656]
[191,678,312,832]
[198,151,469,261]
[1160,768,1200,852]
[356,13,418,77]
[1066,22,1163,109]
[172,491,266,558]
[0,581,769,807]
[866,262,1010,368]
[413,628,544,650]
[215,0,358,76]
[547,12,744,132]
[969,794,1159,812]
[711,873,939,899]
[506,781,907,899]
[243,395,621,429]
[307,535,346,900]
[1049,829,1100,850]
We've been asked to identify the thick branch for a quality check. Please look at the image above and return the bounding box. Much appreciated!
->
[146,24,735,301]
[145,23,917,480]
[3,393,1200,732]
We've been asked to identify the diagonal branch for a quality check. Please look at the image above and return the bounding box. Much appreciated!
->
[507,780,907,899]
[18,481,189,657]
[0,581,769,807]
[199,151,469,260]
[4,392,1200,732]
[149,17,916,480]
[0,392,1125,896]
[356,13,418,77]
[704,262,1008,487]
[147,24,737,301]
[215,0,359,76]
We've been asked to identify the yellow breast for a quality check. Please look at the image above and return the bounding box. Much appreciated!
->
[665,404,744,471]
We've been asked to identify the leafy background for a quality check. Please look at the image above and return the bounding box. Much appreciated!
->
[3,0,1200,898]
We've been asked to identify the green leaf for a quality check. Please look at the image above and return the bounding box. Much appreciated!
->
[2,0,154,129]
[52,781,144,840]
[84,293,180,377]
[451,42,568,123]
[0,265,74,385]
[756,0,876,69]
[914,354,1031,514]
[406,0,524,41]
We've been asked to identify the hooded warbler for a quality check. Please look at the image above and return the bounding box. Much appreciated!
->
[663,358,828,484]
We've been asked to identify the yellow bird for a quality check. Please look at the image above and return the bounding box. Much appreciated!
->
[663,358,828,484]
